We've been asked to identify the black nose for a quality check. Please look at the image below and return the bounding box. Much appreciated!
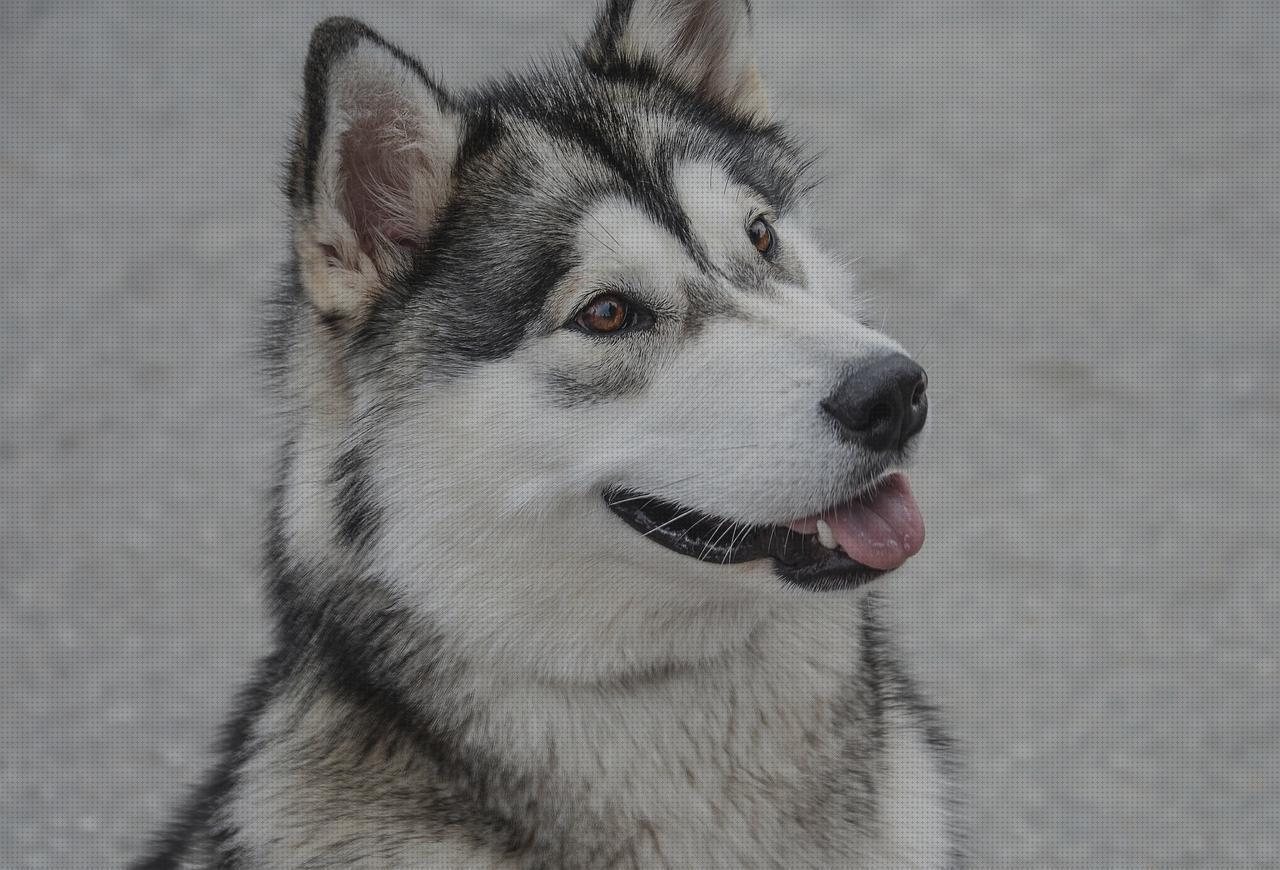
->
[822,354,928,452]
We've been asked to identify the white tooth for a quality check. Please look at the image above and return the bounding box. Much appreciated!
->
[816,519,837,550]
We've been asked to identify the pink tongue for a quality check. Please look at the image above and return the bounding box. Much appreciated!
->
[789,473,925,571]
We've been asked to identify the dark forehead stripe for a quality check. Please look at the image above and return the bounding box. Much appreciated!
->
[472,62,809,267]
[496,90,710,271]
[355,61,810,375]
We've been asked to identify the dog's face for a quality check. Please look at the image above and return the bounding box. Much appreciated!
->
[282,2,928,679]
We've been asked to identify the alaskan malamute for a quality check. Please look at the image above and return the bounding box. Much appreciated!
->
[139,1,959,866]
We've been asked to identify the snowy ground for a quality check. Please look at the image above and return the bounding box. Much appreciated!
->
[2,1,1277,866]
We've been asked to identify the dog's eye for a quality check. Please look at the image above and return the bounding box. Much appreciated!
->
[747,216,776,257]
[575,293,631,334]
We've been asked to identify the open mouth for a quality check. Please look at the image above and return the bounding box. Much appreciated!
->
[604,474,925,591]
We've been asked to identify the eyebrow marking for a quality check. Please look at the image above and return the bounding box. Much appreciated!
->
[622,170,713,274]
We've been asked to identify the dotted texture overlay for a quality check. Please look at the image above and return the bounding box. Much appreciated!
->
[1,1,1276,867]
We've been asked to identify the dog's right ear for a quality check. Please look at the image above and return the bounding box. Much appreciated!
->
[287,18,461,320]
[583,0,768,120]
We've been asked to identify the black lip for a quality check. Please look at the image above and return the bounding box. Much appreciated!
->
[603,488,886,592]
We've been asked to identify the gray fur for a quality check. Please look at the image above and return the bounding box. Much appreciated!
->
[138,2,960,867]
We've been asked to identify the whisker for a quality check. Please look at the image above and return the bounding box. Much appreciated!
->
[698,518,733,561]
[641,507,702,539]
[605,492,659,508]
[721,523,755,565]
[584,210,624,254]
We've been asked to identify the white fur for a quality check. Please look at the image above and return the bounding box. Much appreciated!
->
[158,5,954,866]
[357,163,906,682]
[252,161,955,865]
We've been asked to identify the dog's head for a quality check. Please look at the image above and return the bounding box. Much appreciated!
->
[277,1,928,680]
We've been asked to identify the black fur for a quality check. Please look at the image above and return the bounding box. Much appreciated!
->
[139,6,956,866]
[858,593,968,867]
[331,443,382,552]
[284,14,810,382]
[133,655,282,869]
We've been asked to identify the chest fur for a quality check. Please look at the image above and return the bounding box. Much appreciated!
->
[225,633,954,868]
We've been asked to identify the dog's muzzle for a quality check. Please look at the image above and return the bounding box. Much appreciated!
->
[604,473,924,592]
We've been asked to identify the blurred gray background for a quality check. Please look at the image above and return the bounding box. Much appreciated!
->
[3,1,1277,867]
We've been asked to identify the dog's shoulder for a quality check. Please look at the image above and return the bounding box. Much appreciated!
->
[141,664,518,868]
[854,595,965,867]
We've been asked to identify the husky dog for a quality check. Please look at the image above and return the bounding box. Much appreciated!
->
[139,1,958,866]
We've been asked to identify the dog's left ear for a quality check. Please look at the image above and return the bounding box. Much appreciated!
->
[287,18,462,320]
[584,0,769,120]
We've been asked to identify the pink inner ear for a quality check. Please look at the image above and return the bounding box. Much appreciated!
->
[672,0,731,59]
[337,97,433,253]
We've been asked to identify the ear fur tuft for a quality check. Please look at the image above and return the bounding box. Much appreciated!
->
[583,0,769,119]
[288,18,461,319]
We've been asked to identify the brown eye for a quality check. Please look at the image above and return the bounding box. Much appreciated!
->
[575,293,630,334]
[748,216,775,256]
